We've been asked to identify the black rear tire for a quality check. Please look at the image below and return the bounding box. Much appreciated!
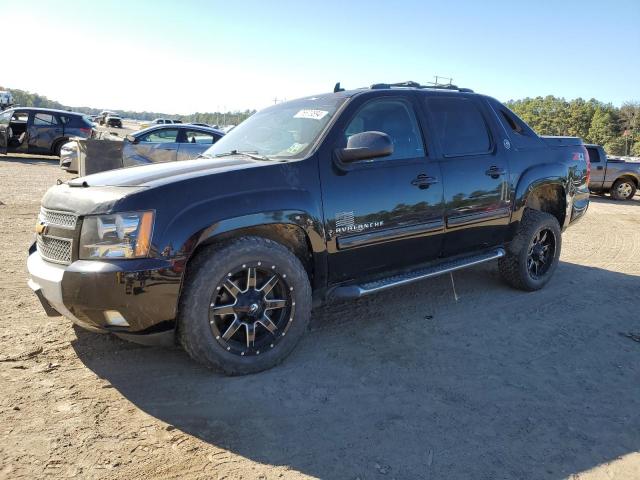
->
[610,178,637,201]
[53,139,67,157]
[178,236,311,375]
[499,209,562,291]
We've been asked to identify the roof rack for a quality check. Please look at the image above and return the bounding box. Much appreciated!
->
[369,80,474,93]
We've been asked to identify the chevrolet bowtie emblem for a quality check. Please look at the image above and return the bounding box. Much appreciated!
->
[35,222,48,235]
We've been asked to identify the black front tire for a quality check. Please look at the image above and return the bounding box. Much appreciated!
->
[499,209,562,291]
[53,140,66,157]
[178,236,312,375]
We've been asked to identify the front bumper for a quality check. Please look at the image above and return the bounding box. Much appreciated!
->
[27,247,181,344]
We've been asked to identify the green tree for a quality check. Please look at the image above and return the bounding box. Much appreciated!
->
[604,137,626,156]
[618,102,639,155]
[566,98,596,140]
[587,107,619,145]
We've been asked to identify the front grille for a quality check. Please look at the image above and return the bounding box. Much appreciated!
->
[36,235,73,264]
[40,207,77,229]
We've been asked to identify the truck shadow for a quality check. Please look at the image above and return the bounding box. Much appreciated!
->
[71,261,640,479]
[590,193,640,205]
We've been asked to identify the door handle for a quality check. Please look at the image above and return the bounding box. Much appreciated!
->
[411,174,438,189]
[485,166,506,179]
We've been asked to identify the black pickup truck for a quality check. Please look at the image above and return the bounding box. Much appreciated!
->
[27,82,590,374]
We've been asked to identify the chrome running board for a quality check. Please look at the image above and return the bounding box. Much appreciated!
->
[331,247,505,299]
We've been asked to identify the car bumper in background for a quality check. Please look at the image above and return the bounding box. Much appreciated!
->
[27,248,181,345]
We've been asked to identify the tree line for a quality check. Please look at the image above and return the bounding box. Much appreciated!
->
[506,96,639,156]
[1,87,256,126]
[3,86,638,154]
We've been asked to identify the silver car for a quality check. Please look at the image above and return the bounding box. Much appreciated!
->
[123,125,224,167]
[59,141,79,173]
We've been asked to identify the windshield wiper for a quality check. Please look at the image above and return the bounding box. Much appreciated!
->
[214,150,270,161]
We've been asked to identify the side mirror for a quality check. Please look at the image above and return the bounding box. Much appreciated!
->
[125,134,138,144]
[337,131,393,163]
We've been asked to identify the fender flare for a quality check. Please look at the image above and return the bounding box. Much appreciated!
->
[193,211,328,293]
[612,172,640,187]
[512,163,568,224]
[195,210,325,254]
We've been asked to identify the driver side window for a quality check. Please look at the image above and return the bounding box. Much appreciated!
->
[140,129,178,143]
[343,99,425,161]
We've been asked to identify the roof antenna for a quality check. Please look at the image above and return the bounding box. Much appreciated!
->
[334,82,345,93]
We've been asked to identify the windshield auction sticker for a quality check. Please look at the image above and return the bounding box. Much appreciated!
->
[294,109,329,120]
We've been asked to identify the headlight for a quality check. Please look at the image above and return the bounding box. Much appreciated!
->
[79,211,154,259]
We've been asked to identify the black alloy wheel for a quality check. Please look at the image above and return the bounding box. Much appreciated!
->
[526,227,556,280]
[209,263,294,356]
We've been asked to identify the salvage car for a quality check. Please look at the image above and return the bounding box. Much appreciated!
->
[123,124,224,166]
[586,144,640,200]
[59,141,79,173]
[0,90,13,110]
[0,107,94,156]
[105,113,123,128]
[27,81,590,375]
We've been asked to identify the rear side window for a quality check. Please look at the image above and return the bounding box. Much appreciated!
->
[586,147,601,163]
[426,97,491,157]
[500,110,523,134]
[342,98,425,161]
[33,113,58,126]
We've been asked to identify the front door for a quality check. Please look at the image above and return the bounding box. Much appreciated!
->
[319,94,444,283]
[29,111,63,153]
[129,128,179,164]
[423,96,511,255]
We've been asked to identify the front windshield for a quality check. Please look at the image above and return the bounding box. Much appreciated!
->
[203,95,347,160]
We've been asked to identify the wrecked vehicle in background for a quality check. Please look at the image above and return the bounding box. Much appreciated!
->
[0,90,14,111]
[586,144,640,200]
[59,141,79,172]
[105,113,123,128]
[0,107,94,156]
[123,124,223,166]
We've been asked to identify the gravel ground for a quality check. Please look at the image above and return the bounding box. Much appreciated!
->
[0,155,639,480]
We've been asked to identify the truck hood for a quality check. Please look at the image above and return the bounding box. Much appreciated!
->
[67,156,262,188]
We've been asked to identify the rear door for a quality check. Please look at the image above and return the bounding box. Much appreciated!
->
[424,96,511,255]
[125,127,179,164]
[177,128,222,161]
[0,110,10,154]
[29,111,63,153]
[319,92,444,283]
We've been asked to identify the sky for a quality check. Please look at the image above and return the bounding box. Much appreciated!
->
[1,0,639,114]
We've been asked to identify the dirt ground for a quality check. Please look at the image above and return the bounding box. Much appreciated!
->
[1,155,639,480]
